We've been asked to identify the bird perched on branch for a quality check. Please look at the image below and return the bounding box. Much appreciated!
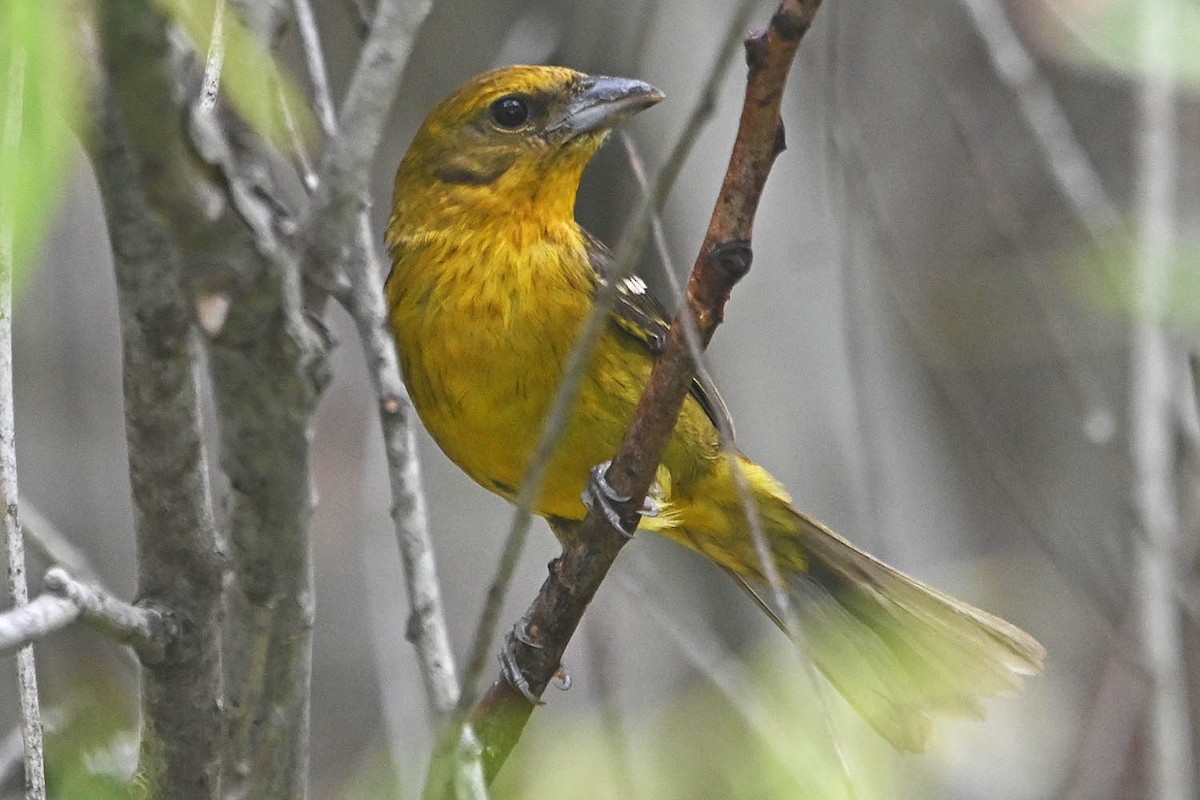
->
[385,65,1045,751]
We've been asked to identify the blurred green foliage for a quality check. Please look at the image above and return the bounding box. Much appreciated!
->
[41,678,138,800]
[0,0,81,291]
[491,643,916,800]
[1072,234,1200,329]
[336,641,925,799]
[1073,0,1200,86]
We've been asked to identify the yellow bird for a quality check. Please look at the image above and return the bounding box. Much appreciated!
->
[385,65,1045,751]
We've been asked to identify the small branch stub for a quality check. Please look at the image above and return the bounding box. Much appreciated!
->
[0,568,172,659]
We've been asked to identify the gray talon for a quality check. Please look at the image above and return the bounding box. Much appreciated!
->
[582,461,638,538]
[588,461,629,503]
[640,493,661,518]
[512,621,542,648]
[499,644,543,705]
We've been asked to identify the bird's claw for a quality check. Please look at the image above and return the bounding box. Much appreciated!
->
[640,494,661,518]
[499,640,544,706]
[511,620,542,649]
[582,460,659,538]
[582,461,636,538]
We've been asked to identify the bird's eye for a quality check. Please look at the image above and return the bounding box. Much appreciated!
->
[490,95,530,129]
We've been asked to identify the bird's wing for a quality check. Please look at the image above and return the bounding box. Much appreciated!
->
[584,231,736,441]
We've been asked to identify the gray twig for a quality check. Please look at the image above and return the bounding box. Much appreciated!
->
[1130,1,1194,797]
[290,0,460,724]
[0,709,64,792]
[617,132,794,627]
[0,594,76,657]
[300,0,434,299]
[0,46,47,800]
[199,0,226,113]
[17,499,101,585]
[908,6,1115,440]
[292,0,338,136]
[43,568,173,659]
[619,131,856,796]
[955,0,1122,238]
[0,569,172,660]
[343,226,463,720]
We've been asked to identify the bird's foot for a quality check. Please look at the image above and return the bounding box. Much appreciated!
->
[499,626,544,706]
[582,461,660,538]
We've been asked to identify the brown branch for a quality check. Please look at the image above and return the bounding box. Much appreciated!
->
[467,0,824,783]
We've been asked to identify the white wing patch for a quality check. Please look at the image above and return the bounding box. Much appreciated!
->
[619,275,648,295]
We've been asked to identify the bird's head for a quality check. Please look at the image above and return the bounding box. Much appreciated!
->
[390,65,663,232]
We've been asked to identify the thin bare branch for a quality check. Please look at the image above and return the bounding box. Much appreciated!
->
[292,0,338,136]
[0,569,172,659]
[199,0,226,113]
[342,224,461,719]
[906,5,1115,439]
[301,0,434,298]
[955,0,1122,239]
[0,46,47,800]
[620,133,856,790]
[289,0,460,722]
[1130,1,1193,796]
[618,131,796,630]
[18,499,101,585]
[43,568,172,659]
[276,79,318,190]
[0,594,77,657]
[454,1,825,788]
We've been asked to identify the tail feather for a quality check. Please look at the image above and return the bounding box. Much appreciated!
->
[667,454,1045,751]
[789,508,1045,751]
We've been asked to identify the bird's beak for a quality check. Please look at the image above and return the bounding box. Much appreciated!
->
[547,76,664,141]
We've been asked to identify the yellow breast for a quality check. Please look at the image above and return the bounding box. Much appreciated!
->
[386,220,596,501]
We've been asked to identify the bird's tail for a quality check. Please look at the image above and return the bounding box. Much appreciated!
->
[670,455,1046,752]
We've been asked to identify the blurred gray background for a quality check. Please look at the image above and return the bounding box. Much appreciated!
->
[4,0,1199,797]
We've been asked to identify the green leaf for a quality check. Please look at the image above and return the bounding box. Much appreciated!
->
[0,0,83,291]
